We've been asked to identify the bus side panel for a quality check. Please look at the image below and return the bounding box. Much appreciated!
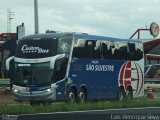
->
[132,59,144,98]
[68,59,125,100]
[118,60,144,98]
[55,81,66,101]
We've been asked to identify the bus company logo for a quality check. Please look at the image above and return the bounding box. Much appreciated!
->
[21,44,49,54]
[118,61,144,97]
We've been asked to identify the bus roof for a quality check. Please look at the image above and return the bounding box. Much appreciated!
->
[20,33,73,40]
[20,32,142,43]
[74,33,142,43]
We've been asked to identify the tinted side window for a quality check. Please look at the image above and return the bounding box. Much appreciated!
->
[118,42,128,60]
[94,41,102,59]
[127,43,137,60]
[72,39,143,61]
[57,36,72,54]
[101,41,143,61]
[101,41,112,59]
[52,58,68,82]
[135,43,143,60]
[112,41,128,60]
[85,40,96,59]
[72,39,86,59]
[73,39,97,59]
[102,41,128,60]
[127,43,143,61]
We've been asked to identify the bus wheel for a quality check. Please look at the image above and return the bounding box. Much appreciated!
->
[69,88,77,103]
[126,87,133,100]
[118,87,125,101]
[79,88,87,103]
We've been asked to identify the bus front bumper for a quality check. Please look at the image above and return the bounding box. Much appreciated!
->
[13,88,56,102]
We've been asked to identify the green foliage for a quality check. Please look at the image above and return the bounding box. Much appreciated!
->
[0,100,160,114]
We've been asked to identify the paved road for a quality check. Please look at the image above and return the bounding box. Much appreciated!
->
[1,107,160,120]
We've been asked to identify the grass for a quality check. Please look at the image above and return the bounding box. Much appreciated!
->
[0,99,160,114]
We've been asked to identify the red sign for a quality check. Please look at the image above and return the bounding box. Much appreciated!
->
[150,22,159,37]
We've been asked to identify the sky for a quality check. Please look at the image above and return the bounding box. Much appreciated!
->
[0,0,160,39]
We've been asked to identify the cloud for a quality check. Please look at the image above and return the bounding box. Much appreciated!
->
[0,0,160,39]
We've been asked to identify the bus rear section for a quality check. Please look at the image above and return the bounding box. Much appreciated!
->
[65,35,144,102]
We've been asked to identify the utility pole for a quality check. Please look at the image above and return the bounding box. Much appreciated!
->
[34,0,39,34]
[7,8,14,33]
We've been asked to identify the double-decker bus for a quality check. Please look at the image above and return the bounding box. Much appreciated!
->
[6,32,144,104]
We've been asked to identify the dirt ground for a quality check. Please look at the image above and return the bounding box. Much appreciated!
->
[0,89,18,104]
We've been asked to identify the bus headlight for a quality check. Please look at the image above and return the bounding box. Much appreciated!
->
[14,89,18,93]
[46,89,51,92]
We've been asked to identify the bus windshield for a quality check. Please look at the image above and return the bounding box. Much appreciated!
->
[15,38,58,59]
[14,62,52,86]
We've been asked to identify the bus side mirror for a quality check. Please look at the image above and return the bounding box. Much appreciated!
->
[6,56,14,70]
[50,54,66,69]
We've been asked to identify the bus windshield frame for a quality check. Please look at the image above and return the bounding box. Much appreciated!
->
[14,62,53,86]
[13,34,73,86]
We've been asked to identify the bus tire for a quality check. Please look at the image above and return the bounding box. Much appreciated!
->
[126,87,133,100]
[79,88,87,103]
[118,87,125,101]
[69,88,77,103]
